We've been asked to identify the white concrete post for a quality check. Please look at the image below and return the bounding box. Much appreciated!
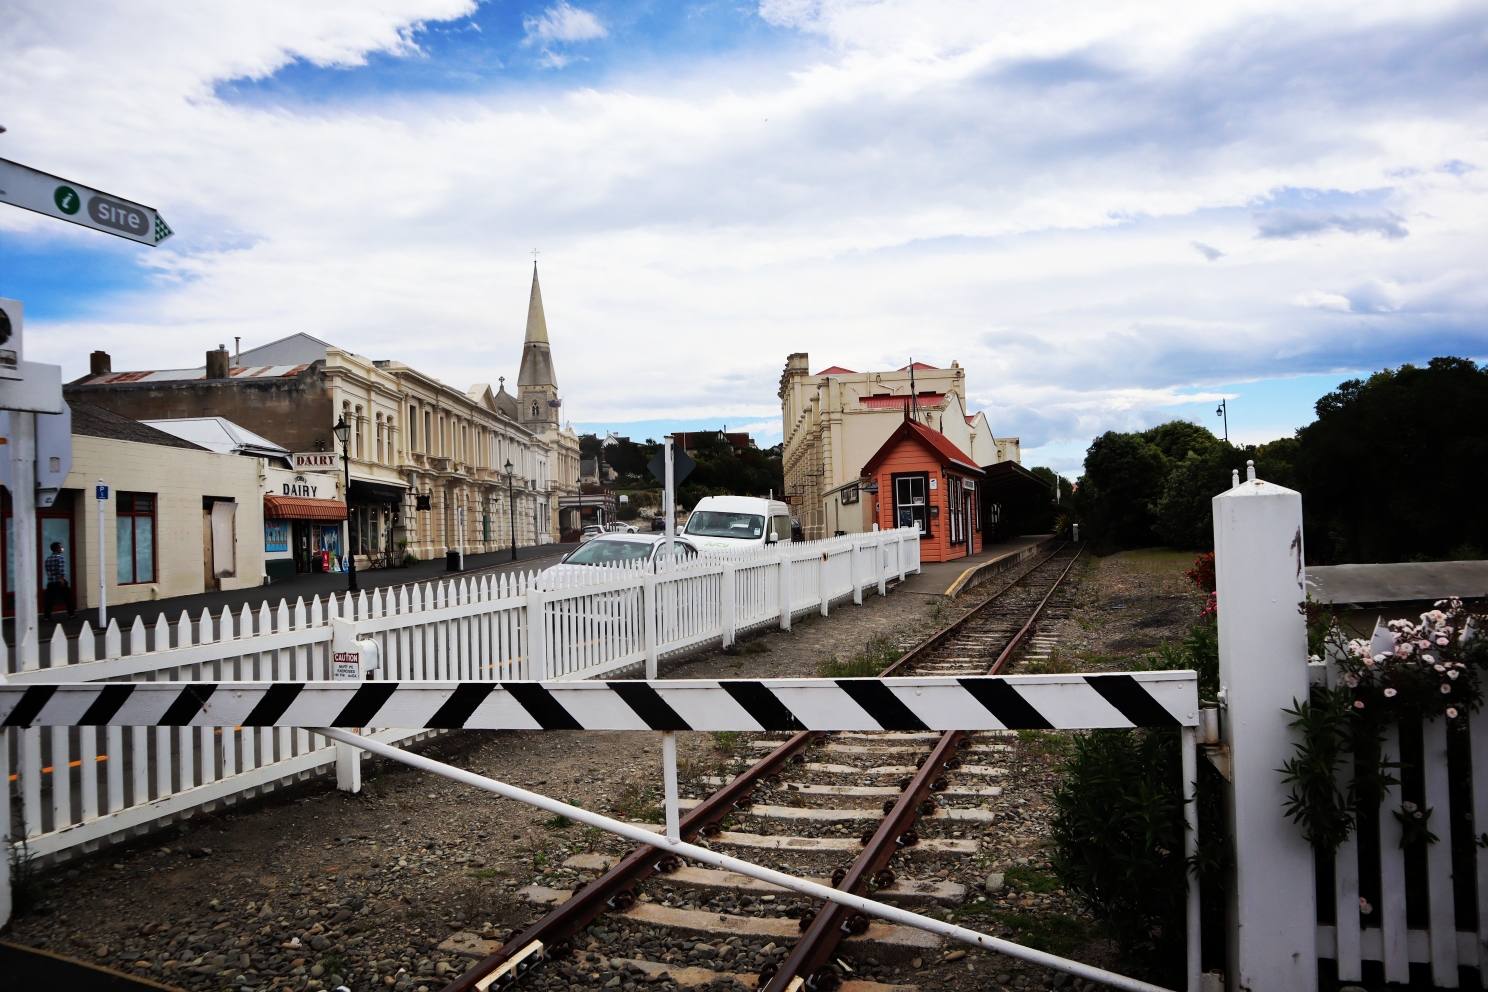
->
[335,738,362,793]
[778,554,793,631]
[897,530,907,582]
[720,562,736,649]
[662,731,680,843]
[1212,476,1316,992]
[96,479,108,631]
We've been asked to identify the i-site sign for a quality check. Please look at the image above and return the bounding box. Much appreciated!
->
[0,157,172,246]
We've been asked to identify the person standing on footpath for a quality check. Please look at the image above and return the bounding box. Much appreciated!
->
[43,540,75,619]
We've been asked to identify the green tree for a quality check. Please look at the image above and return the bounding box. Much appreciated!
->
[1295,357,1488,563]
[1142,421,1219,461]
[1074,431,1168,547]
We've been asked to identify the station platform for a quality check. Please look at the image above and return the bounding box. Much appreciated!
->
[0,940,182,991]
[898,534,1057,597]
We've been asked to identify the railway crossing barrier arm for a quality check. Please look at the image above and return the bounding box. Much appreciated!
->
[315,726,1180,992]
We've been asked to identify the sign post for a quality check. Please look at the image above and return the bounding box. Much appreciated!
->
[647,441,695,567]
[96,481,109,630]
[0,158,173,246]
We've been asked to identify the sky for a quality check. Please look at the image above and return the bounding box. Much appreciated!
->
[2,1,1485,478]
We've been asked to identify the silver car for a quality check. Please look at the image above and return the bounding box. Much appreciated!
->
[543,533,699,585]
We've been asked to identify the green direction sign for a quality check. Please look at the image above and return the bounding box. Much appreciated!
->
[0,157,172,246]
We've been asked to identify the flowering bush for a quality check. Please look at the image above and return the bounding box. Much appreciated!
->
[1324,598,1487,722]
[1185,552,1216,619]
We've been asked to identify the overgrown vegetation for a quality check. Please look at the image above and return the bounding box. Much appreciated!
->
[7,839,43,917]
[815,635,903,678]
[613,782,664,823]
[1070,356,1488,562]
[1050,611,1228,984]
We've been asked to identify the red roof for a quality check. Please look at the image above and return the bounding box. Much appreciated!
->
[816,365,856,376]
[862,392,946,410]
[897,362,938,371]
[861,418,983,477]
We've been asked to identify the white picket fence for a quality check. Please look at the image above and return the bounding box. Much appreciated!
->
[2,528,920,864]
[1214,476,1487,991]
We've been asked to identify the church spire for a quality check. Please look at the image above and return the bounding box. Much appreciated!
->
[517,262,559,428]
[518,262,556,388]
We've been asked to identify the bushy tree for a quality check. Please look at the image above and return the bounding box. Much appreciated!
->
[1074,431,1169,547]
[1295,357,1488,563]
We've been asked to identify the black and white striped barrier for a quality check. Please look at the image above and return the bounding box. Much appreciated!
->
[0,673,1197,730]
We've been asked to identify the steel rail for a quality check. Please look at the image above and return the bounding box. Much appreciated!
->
[987,543,1083,675]
[319,727,1175,992]
[877,540,1071,678]
[762,731,966,991]
[444,730,821,992]
[767,541,1085,990]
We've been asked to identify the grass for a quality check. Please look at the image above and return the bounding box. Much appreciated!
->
[7,840,43,917]
[1005,864,1060,893]
[1021,649,1076,675]
[614,782,665,823]
[472,868,503,880]
[319,952,349,978]
[711,731,745,756]
[816,635,903,678]
[989,911,1092,957]
[543,814,574,830]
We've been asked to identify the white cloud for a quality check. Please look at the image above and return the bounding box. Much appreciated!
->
[523,3,607,46]
[1,0,1485,459]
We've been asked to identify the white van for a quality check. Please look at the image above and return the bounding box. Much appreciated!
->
[683,495,793,551]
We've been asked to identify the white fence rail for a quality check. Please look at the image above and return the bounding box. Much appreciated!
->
[4,529,919,863]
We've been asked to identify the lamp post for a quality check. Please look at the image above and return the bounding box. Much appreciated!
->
[505,459,517,561]
[1215,398,1229,443]
[333,415,358,592]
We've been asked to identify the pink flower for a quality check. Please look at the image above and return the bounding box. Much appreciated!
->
[1447,707,1459,718]
[1384,688,1398,697]
[1442,683,1452,693]
[1354,700,1365,709]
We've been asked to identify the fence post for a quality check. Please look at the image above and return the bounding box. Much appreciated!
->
[643,572,659,679]
[819,550,830,617]
[851,540,863,605]
[527,586,548,680]
[720,563,736,649]
[335,736,362,793]
[1213,476,1316,992]
[897,531,907,582]
[878,533,888,596]
[778,555,793,631]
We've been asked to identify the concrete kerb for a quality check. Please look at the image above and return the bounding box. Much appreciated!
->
[943,537,1062,599]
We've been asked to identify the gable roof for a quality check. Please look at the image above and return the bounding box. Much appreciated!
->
[861,418,983,477]
[70,402,209,451]
[237,333,332,367]
[816,365,856,375]
[897,362,938,371]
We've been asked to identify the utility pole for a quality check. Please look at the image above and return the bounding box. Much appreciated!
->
[333,415,357,591]
[96,479,108,630]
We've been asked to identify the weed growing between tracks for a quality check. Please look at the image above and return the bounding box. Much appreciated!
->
[815,634,903,677]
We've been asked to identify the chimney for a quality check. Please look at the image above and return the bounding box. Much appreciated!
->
[89,350,111,376]
[206,344,230,379]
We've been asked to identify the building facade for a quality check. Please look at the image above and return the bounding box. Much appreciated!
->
[778,354,1021,540]
[65,266,582,564]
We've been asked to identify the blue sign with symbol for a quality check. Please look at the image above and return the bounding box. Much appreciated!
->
[96,484,109,500]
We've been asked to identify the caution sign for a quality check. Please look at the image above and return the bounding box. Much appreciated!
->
[332,651,361,681]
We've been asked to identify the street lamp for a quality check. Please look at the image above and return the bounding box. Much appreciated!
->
[1215,398,1229,443]
[333,415,358,592]
[505,459,517,562]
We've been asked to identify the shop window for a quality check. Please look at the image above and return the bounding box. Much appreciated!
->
[410,404,419,450]
[424,410,432,453]
[116,491,156,584]
[893,474,929,535]
[265,519,290,552]
[376,414,384,464]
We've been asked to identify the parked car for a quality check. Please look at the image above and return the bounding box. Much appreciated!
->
[606,522,639,533]
[579,524,605,543]
[542,533,699,586]
[650,515,668,532]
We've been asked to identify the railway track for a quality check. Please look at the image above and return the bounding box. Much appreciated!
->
[448,541,1084,992]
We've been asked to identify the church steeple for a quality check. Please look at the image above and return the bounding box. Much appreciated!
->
[517,263,560,428]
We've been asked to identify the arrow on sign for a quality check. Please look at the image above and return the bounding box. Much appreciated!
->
[648,446,696,486]
[0,157,173,246]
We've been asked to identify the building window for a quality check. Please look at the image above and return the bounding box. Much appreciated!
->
[376,413,384,464]
[531,400,540,418]
[409,405,419,450]
[424,410,432,454]
[355,405,364,460]
[893,474,929,535]
[116,492,156,584]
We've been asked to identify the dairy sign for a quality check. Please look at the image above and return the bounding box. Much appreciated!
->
[282,475,327,499]
[292,451,339,473]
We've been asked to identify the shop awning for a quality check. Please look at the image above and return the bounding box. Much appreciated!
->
[264,495,348,521]
[348,479,408,505]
